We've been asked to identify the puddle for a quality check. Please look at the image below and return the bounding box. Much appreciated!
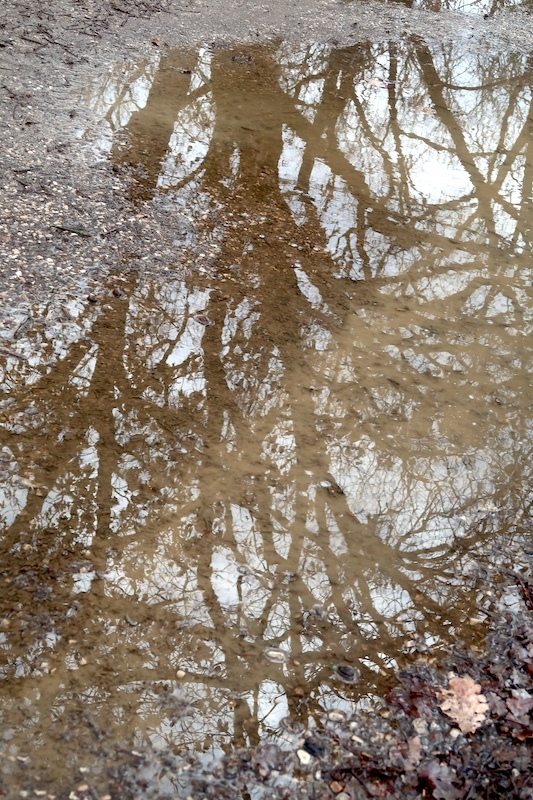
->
[360,0,532,15]
[1,38,532,789]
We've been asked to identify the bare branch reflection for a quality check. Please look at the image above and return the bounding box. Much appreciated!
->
[0,37,531,780]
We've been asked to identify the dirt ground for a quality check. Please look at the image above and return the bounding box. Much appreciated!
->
[1,0,533,798]
[1,0,532,324]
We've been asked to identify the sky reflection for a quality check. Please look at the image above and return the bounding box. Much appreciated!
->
[0,36,531,781]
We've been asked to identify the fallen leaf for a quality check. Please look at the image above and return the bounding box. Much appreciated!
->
[419,760,461,800]
[439,676,488,734]
[407,735,422,768]
[491,746,520,763]
[389,735,422,771]
[486,690,507,717]
[506,690,533,722]
[509,726,533,742]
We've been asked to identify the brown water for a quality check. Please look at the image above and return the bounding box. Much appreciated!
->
[0,38,532,792]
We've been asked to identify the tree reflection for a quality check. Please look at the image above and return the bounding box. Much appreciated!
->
[390,0,530,14]
[0,36,531,782]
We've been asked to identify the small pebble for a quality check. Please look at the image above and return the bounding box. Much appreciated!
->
[283,571,297,582]
[303,737,325,757]
[307,604,327,619]
[176,669,186,679]
[327,710,346,722]
[193,314,212,326]
[264,647,289,663]
[297,749,311,765]
[334,664,359,683]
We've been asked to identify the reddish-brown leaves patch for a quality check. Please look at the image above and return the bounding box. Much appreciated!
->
[439,676,489,734]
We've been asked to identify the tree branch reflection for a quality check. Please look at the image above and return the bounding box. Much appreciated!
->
[0,37,531,777]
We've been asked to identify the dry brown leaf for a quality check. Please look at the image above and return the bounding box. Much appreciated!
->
[439,676,488,734]
[388,735,422,771]
[486,690,507,717]
[506,690,533,721]
[406,735,422,768]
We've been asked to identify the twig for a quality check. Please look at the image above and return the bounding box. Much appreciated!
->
[50,224,91,238]
[0,347,27,361]
[100,225,128,238]
[499,567,533,611]
[20,35,47,49]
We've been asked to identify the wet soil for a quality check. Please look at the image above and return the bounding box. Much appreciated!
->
[0,0,532,797]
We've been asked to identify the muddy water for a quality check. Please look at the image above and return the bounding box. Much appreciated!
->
[1,38,532,791]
